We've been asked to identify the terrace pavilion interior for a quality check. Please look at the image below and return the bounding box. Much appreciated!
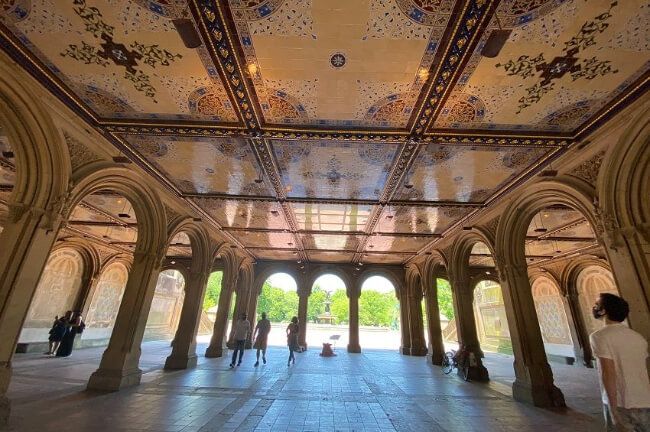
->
[0,0,648,431]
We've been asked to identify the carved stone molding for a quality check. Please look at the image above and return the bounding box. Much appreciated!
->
[570,151,606,185]
[63,132,101,173]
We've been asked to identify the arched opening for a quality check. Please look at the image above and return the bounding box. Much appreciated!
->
[359,275,399,350]
[309,274,347,349]
[256,272,298,346]
[84,261,130,343]
[473,279,512,355]
[531,276,574,360]
[437,278,457,347]
[144,269,185,342]
[576,266,618,335]
[201,270,226,342]
[18,248,85,347]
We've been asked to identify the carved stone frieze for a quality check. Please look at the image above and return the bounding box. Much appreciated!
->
[570,151,606,185]
[64,132,101,172]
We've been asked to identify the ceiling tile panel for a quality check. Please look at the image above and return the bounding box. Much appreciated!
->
[432,0,649,133]
[125,135,275,196]
[227,0,454,128]
[273,140,399,200]
[236,231,296,249]
[301,233,361,251]
[195,198,290,230]
[394,144,550,202]
[292,203,372,232]
[253,249,301,261]
[361,253,412,265]
[366,235,432,253]
[375,205,473,234]
[0,0,238,122]
[306,251,355,263]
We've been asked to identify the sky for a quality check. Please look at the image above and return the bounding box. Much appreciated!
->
[266,273,395,294]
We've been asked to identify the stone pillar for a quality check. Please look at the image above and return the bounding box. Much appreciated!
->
[499,264,565,407]
[0,208,63,425]
[399,288,412,355]
[450,275,489,381]
[245,282,259,349]
[165,270,210,369]
[424,280,445,365]
[408,283,427,356]
[87,249,164,391]
[564,292,593,367]
[73,271,99,314]
[297,285,311,350]
[205,266,238,358]
[347,283,361,353]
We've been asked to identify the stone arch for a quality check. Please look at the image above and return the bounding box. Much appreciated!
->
[496,178,598,271]
[305,265,352,296]
[252,262,301,297]
[66,163,167,255]
[451,227,497,292]
[357,267,402,298]
[598,107,650,242]
[166,218,211,276]
[0,57,70,218]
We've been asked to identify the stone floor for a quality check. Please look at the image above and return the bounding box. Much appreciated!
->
[6,341,604,432]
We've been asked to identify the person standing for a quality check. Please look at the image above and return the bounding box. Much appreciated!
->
[286,316,299,367]
[46,315,66,355]
[56,311,84,357]
[230,313,250,368]
[253,312,271,367]
[589,293,650,431]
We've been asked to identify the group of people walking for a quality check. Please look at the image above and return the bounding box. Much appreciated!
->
[46,310,85,357]
[229,312,300,368]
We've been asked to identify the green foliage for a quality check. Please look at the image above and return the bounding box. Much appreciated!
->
[329,289,349,324]
[257,283,298,322]
[436,278,455,320]
[203,271,223,311]
[307,287,327,322]
[359,290,399,328]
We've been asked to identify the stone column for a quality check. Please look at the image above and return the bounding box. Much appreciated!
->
[347,283,361,353]
[165,270,210,369]
[408,284,427,356]
[399,288,412,355]
[424,280,445,365]
[87,249,164,391]
[564,292,592,367]
[450,275,489,381]
[245,282,259,349]
[0,208,63,425]
[297,286,311,350]
[499,264,565,407]
[205,266,238,358]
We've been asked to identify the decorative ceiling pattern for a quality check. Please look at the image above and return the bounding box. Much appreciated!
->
[0,0,239,121]
[394,144,550,202]
[433,0,650,132]
[272,140,399,200]
[1,0,645,266]
[227,0,454,128]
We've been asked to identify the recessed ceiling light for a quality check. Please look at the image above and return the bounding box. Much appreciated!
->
[247,62,258,76]
[171,260,176,264]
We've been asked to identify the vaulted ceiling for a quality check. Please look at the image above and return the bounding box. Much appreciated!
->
[0,0,647,264]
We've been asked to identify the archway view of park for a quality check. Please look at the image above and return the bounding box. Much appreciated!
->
[1,1,649,431]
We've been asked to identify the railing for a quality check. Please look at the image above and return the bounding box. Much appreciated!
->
[442,318,457,342]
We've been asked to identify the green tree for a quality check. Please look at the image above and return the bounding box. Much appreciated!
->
[359,290,396,327]
[436,278,455,320]
[203,271,223,311]
[330,289,349,324]
[257,283,299,322]
[307,288,327,322]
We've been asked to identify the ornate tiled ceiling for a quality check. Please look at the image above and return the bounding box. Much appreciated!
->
[1,0,646,265]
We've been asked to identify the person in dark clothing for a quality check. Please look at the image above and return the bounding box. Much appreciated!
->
[56,311,84,357]
[46,315,67,355]
[286,316,299,367]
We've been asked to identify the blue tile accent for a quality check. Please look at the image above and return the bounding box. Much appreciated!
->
[258,4,272,17]
[409,8,424,23]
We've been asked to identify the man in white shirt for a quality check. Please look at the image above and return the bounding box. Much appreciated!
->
[230,314,251,368]
[589,293,650,431]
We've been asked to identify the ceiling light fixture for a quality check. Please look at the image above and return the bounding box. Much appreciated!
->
[247,62,259,76]
[173,19,202,49]
[481,15,511,58]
